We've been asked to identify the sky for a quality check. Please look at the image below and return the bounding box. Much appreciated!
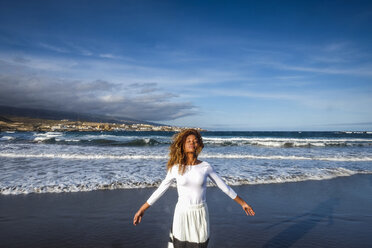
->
[0,0,371,131]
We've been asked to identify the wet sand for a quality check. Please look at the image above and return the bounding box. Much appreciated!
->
[1,174,372,248]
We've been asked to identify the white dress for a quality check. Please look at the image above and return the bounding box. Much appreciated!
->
[146,161,237,247]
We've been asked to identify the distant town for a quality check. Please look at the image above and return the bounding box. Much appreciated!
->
[0,116,205,132]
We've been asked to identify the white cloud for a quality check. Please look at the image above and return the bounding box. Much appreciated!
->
[99,54,116,59]
[100,94,125,103]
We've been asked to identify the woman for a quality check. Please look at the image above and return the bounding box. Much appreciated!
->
[133,129,255,247]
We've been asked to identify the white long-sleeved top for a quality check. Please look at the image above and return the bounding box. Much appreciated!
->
[146,161,237,206]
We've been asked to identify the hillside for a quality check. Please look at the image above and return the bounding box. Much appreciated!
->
[0,105,161,126]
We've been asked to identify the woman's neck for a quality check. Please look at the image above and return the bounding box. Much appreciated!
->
[185,153,199,165]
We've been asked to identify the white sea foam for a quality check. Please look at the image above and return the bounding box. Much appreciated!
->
[64,139,82,142]
[33,132,63,142]
[1,152,371,162]
[202,137,372,147]
[0,136,15,140]
[201,153,372,162]
[203,137,372,142]
[30,132,169,146]
[222,168,372,186]
[1,168,370,195]
[0,152,167,160]
[4,132,370,147]
[2,132,372,196]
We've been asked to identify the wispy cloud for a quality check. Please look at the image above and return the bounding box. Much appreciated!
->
[39,43,70,53]
[185,85,372,115]
[257,60,372,76]
[99,54,119,59]
[323,42,350,52]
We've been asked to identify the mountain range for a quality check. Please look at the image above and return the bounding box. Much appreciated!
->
[0,105,162,126]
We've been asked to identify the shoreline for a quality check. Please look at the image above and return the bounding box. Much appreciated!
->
[1,174,372,247]
[0,115,204,132]
[1,172,371,196]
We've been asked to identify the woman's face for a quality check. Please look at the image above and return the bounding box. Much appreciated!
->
[183,134,199,154]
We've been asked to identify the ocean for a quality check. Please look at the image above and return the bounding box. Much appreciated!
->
[1,130,371,195]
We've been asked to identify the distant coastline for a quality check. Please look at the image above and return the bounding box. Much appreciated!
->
[0,116,205,132]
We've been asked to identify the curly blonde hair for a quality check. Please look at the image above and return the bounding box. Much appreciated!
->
[167,128,204,175]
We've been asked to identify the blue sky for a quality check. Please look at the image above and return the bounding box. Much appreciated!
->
[0,0,371,131]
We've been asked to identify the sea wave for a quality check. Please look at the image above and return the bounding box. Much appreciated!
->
[30,132,166,146]
[203,137,372,147]
[32,137,163,146]
[1,152,371,162]
[223,168,372,186]
[0,152,167,160]
[202,154,372,162]
[2,132,372,147]
[1,168,370,195]
[0,136,15,140]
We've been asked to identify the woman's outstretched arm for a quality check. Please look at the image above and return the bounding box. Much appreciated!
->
[207,164,255,216]
[234,195,255,216]
[133,167,175,226]
[133,202,150,226]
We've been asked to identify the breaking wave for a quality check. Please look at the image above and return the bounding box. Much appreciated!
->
[202,137,372,147]
[2,132,372,147]
[1,168,370,195]
[1,152,371,162]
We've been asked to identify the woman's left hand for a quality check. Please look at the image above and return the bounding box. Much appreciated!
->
[234,195,255,216]
[242,202,255,216]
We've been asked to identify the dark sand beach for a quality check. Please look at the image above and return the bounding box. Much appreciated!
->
[1,174,372,248]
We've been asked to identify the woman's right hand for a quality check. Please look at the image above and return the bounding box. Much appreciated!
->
[133,209,144,226]
[133,202,150,226]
